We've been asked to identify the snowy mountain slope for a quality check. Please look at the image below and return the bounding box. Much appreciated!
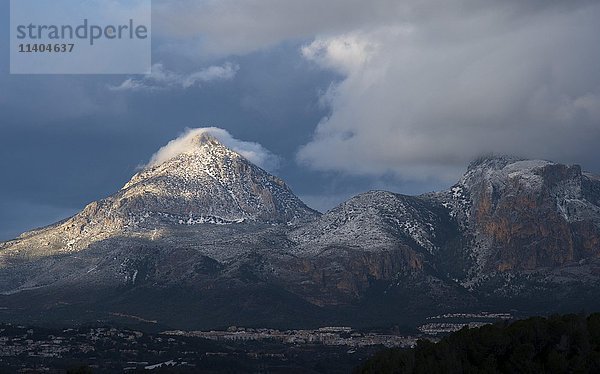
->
[119,132,318,225]
[1,150,600,329]
[289,190,447,255]
[0,133,318,271]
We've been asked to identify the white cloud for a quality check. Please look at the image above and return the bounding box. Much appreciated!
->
[296,2,600,182]
[110,62,239,91]
[147,127,280,172]
[300,32,381,75]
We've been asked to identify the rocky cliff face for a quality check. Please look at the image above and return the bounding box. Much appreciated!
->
[1,150,599,329]
[431,156,600,280]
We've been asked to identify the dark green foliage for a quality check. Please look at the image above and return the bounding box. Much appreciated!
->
[357,313,600,374]
[67,365,93,374]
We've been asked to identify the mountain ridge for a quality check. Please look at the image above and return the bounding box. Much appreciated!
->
[1,140,600,330]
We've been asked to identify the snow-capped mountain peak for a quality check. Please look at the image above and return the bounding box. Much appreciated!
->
[115,133,319,225]
[1,132,319,263]
[123,132,246,190]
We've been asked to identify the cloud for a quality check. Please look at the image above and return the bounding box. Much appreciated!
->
[152,1,597,57]
[147,127,280,171]
[152,0,408,57]
[300,32,380,75]
[296,2,600,182]
[110,62,239,91]
[148,0,600,182]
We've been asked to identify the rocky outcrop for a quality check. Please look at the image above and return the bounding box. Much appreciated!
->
[432,157,600,279]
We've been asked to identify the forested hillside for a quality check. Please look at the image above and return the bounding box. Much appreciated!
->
[357,313,600,374]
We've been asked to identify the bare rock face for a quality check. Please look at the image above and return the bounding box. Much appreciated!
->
[278,243,426,306]
[432,156,600,279]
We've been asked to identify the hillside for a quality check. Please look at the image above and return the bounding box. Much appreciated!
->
[357,313,600,374]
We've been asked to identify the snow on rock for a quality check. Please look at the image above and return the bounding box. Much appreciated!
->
[119,132,318,225]
[289,190,445,255]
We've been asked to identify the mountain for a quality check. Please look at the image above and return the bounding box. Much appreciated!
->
[120,132,318,225]
[0,133,323,328]
[1,142,600,330]
[0,132,317,267]
[267,156,600,327]
[278,190,469,307]
[430,156,600,296]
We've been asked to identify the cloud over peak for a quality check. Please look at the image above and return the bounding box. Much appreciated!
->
[147,127,280,172]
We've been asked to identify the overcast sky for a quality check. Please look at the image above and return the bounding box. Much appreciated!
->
[1,0,600,240]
